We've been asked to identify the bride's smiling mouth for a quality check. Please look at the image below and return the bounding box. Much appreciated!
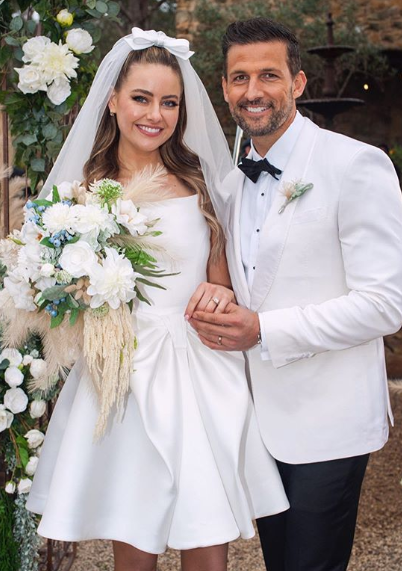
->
[136,124,164,136]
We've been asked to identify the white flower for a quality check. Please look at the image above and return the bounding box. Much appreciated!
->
[40,263,55,277]
[17,241,42,282]
[29,400,47,419]
[112,199,148,236]
[5,481,16,494]
[25,456,39,476]
[21,36,51,63]
[65,28,94,55]
[56,9,74,27]
[17,478,32,494]
[29,358,48,380]
[0,238,20,271]
[25,429,45,449]
[0,405,14,432]
[22,354,34,366]
[4,366,24,388]
[4,387,28,414]
[87,247,138,310]
[59,241,98,278]
[71,204,118,236]
[39,41,79,83]
[45,180,76,201]
[15,64,48,94]
[36,445,43,456]
[20,219,43,242]
[35,276,57,292]
[3,272,36,311]
[42,202,78,234]
[47,77,71,105]
[0,348,23,367]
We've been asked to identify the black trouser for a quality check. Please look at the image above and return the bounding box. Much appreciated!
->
[257,454,370,571]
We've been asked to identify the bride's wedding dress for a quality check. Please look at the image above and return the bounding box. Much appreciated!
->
[27,194,289,554]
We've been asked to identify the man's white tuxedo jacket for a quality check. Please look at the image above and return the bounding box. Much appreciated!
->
[223,117,402,464]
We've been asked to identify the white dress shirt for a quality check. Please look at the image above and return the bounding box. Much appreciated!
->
[240,111,304,357]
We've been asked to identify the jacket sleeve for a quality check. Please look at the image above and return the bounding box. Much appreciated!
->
[260,146,402,368]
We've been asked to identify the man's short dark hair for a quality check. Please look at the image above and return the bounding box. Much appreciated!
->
[222,17,301,78]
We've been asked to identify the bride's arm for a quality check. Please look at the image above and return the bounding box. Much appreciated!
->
[184,246,236,319]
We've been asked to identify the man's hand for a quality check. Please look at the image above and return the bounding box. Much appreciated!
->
[189,302,260,351]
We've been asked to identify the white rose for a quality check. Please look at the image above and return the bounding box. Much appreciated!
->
[5,481,16,494]
[0,348,23,367]
[29,400,47,419]
[22,36,51,63]
[17,478,32,494]
[47,77,71,106]
[112,199,148,236]
[22,354,34,366]
[0,405,14,432]
[5,366,24,388]
[4,388,28,414]
[29,358,48,380]
[16,65,48,94]
[65,28,94,55]
[25,429,45,449]
[56,9,74,27]
[59,241,98,278]
[3,272,36,311]
[25,456,39,476]
[45,180,75,201]
[40,263,55,277]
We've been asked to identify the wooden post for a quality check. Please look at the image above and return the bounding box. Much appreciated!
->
[1,39,10,236]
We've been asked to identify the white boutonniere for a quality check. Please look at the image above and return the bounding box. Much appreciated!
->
[278,180,314,214]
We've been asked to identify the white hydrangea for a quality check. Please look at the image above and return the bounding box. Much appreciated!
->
[87,247,139,310]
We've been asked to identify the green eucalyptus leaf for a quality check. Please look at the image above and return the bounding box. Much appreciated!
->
[40,237,55,249]
[52,185,61,203]
[86,8,102,18]
[0,45,12,67]
[31,158,46,172]
[14,47,24,61]
[87,0,97,8]
[43,123,58,140]
[21,133,37,146]
[95,1,108,14]
[41,285,68,301]
[10,15,23,32]
[19,447,29,469]
[107,1,120,16]
[26,19,38,35]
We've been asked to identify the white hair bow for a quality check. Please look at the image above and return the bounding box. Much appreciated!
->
[124,27,194,60]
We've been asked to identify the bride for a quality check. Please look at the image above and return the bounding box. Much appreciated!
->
[26,28,289,571]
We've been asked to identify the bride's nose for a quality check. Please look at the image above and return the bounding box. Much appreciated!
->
[146,101,163,123]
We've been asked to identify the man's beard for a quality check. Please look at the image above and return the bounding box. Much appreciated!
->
[230,94,293,138]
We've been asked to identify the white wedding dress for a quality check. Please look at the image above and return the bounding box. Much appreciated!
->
[27,194,289,554]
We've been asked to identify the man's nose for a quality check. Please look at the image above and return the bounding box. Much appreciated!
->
[244,78,264,102]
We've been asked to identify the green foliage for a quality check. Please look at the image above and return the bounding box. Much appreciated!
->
[192,0,392,139]
[390,145,402,173]
[0,490,20,571]
[0,1,121,192]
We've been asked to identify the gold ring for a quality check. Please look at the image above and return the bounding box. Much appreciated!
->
[218,335,223,345]
[212,297,220,305]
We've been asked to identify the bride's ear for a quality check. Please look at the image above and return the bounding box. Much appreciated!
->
[108,91,117,114]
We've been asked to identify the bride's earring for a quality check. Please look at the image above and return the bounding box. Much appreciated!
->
[109,109,115,117]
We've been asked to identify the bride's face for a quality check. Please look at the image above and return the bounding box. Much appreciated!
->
[109,62,182,156]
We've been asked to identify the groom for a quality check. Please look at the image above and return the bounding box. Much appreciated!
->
[190,17,402,571]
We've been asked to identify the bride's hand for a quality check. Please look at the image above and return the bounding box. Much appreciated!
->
[184,282,235,319]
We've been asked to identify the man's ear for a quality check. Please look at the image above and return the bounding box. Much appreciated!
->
[222,76,229,103]
[293,71,307,100]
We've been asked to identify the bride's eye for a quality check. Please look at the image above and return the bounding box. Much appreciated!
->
[162,100,179,108]
[132,95,147,103]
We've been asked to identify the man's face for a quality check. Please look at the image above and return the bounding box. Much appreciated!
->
[222,41,306,145]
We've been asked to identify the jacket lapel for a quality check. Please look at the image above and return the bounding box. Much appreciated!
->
[250,118,320,311]
[223,170,251,308]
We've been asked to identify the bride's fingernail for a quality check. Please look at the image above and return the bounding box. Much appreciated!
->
[184,314,190,320]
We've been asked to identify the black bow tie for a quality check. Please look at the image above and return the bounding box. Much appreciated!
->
[238,157,282,183]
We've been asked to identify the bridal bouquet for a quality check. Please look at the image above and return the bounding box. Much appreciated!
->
[0,167,170,437]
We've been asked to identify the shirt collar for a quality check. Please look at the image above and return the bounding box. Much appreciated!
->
[250,111,304,172]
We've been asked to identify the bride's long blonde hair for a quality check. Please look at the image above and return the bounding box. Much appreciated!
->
[83,47,225,260]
